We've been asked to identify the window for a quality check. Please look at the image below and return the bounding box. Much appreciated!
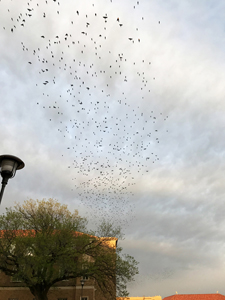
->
[11,265,25,282]
[59,267,69,281]
[58,298,67,300]
[81,263,89,281]
[11,274,22,282]
[81,297,88,300]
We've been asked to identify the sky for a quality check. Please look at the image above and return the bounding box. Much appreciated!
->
[1,0,225,298]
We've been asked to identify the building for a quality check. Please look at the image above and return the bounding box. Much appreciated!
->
[117,293,225,300]
[163,294,225,300]
[117,297,162,300]
[0,230,117,300]
[0,270,113,300]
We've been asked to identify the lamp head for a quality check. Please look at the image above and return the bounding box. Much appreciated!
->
[0,155,25,182]
[80,278,85,287]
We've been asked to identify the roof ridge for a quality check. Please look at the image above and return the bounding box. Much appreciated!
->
[163,294,225,299]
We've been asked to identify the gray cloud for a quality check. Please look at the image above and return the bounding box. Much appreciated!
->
[1,0,225,298]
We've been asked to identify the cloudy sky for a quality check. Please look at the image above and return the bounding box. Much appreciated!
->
[1,0,225,298]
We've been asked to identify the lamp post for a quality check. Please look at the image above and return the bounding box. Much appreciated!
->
[80,278,85,300]
[0,155,25,205]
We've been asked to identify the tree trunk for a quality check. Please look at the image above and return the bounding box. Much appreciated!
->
[30,285,50,300]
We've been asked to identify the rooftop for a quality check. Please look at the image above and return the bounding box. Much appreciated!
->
[164,294,225,300]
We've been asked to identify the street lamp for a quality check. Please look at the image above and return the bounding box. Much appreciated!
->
[0,155,25,205]
[80,278,85,300]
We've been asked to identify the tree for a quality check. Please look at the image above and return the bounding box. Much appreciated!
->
[0,198,138,300]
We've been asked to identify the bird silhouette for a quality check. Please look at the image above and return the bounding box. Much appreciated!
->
[1,0,169,227]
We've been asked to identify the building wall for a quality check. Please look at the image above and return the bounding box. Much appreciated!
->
[0,234,117,300]
[117,297,162,300]
[0,286,95,300]
[0,271,96,300]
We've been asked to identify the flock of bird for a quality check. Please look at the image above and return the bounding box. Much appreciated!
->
[0,0,169,228]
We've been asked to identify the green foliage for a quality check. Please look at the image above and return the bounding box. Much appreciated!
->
[0,198,138,299]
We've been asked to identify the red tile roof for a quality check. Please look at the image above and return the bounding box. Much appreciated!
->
[0,230,117,247]
[0,229,83,238]
[164,294,225,300]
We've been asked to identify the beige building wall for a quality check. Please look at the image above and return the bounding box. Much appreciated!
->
[117,296,162,300]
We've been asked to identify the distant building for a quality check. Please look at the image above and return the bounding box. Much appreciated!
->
[117,296,162,300]
[0,271,98,300]
[163,294,225,300]
[0,230,117,300]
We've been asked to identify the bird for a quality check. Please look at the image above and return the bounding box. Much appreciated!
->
[2,0,169,227]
